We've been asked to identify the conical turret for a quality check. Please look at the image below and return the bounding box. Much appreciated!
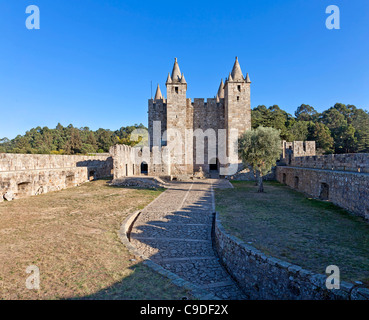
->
[154,84,163,100]
[231,57,244,81]
[166,72,172,84]
[180,73,187,84]
[171,58,182,82]
[245,73,251,83]
[217,79,225,99]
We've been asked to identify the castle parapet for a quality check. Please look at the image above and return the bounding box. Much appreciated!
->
[290,153,369,173]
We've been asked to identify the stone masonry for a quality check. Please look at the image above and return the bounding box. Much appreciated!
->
[148,57,252,176]
[129,179,247,300]
[0,153,113,201]
[276,153,369,220]
[214,212,369,300]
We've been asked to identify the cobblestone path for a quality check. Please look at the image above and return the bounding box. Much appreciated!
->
[130,179,247,300]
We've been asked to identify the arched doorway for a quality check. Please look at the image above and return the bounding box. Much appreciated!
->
[294,176,299,189]
[319,183,329,200]
[209,158,219,172]
[89,170,95,181]
[141,162,148,175]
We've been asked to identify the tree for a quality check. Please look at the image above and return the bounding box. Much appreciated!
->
[64,128,83,154]
[238,127,281,193]
[307,122,334,154]
[351,108,369,153]
[295,104,318,122]
[334,124,357,154]
[289,121,310,141]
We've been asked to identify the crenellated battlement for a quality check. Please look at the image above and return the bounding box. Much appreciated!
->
[148,57,251,176]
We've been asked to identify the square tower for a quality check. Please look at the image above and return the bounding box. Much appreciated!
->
[224,57,251,160]
[165,58,191,174]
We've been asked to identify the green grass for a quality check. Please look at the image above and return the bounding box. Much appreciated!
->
[215,181,369,285]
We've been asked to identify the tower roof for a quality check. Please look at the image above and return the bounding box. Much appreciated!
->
[217,79,225,99]
[231,56,244,81]
[154,84,163,100]
[228,72,233,82]
[166,72,172,84]
[245,73,251,83]
[180,73,187,84]
[171,58,182,82]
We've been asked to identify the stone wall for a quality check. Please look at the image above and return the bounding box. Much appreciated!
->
[148,58,252,177]
[110,144,171,181]
[290,153,369,173]
[229,166,276,181]
[276,166,369,220]
[214,213,369,300]
[0,153,113,201]
[276,153,369,220]
[281,141,316,165]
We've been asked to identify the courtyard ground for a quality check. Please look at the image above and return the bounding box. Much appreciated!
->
[215,181,369,286]
[0,179,192,300]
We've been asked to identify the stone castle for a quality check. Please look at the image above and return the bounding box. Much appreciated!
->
[148,57,252,176]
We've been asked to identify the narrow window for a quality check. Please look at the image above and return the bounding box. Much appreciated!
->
[319,183,329,200]
[294,176,299,189]
[237,96,240,101]
[237,85,241,92]
[175,87,179,94]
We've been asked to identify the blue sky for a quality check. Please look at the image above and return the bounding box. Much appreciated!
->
[0,0,368,139]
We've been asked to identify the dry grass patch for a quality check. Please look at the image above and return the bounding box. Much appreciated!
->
[0,179,191,300]
[215,181,369,286]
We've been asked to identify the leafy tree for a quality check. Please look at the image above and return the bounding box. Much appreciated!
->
[64,128,83,154]
[0,123,148,155]
[334,124,357,154]
[332,103,357,124]
[295,104,318,122]
[351,108,369,153]
[321,108,347,130]
[307,122,334,154]
[238,126,281,193]
[289,121,309,141]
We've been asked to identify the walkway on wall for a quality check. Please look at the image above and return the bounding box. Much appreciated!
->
[129,179,246,300]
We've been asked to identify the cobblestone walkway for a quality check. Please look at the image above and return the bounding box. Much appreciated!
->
[130,179,246,300]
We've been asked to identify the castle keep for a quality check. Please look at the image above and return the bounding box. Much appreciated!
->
[148,57,252,176]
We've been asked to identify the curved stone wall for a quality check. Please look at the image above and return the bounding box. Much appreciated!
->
[214,213,369,300]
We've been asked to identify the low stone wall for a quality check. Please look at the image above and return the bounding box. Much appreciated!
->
[110,144,171,180]
[291,153,369,173]
[229,166,276,181]
[214,213,369,300]
[276,166,369,220]
[0,153,113,201]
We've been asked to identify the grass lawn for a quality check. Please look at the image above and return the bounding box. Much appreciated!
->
[215,181,369,286]
[0,179,192,300]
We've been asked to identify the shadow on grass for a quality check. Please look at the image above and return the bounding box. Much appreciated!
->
[216,180,369,286]
[70,262,191,300]
[73,179,246,300]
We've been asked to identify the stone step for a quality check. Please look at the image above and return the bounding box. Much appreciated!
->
[131,223,211,241]
[130,237,215,260]
[160,257,234,286]
[206,284,248,300]
[136,210,213,225]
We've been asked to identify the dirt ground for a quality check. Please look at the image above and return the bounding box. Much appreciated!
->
[0,179,191,300]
